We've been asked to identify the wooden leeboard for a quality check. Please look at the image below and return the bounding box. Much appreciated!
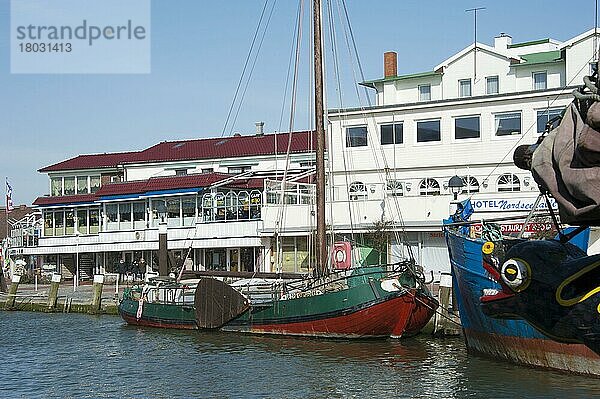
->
[194,278,249,329]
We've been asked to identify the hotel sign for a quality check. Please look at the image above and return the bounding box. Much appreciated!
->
[471,197,557,212]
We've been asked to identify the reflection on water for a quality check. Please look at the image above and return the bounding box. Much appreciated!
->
[1,312,600,398]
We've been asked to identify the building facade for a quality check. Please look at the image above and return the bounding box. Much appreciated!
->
[8,29,600,280]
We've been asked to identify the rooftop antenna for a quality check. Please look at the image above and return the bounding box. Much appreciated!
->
[466,7,486,83]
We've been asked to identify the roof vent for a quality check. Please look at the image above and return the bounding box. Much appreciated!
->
[233,132,242,137]
[255,121,265,136]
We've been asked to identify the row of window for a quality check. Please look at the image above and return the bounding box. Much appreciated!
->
[43,190,264,236]
[417,72,548,102]
[44,208,101,236]
[50,175,102,197]
[349,173,522,200]
[346,108,564,147]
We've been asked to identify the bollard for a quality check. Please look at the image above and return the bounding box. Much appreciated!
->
[4,274,21,309]
[47,274,62,309]
[90,274,105,312]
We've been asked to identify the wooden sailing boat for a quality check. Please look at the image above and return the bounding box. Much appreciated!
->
[192,0,431,338]
[119,0,436,338]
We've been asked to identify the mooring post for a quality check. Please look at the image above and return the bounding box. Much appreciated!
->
[47,274,62,309]
[91,274,105,312]
[434,272,452,336]
[4,274,21,309]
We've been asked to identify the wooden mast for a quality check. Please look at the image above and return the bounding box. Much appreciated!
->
[313,0,327,276]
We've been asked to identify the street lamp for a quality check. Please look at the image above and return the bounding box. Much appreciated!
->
[448,175,464,201]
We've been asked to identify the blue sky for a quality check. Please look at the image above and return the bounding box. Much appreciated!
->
[0,0,596,204]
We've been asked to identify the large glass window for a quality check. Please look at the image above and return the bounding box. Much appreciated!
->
[537,108,564,133]
[90,176,101,193]
[459,79,472,97]
[51,177,62,196]
[417,120,441,142]
[455,116,480,139]
[419,84,431,101]
[77,209,87,235]
[119,203,132,229]
[65,210,75,235]
[54,211,64,236]
[346,126,368,147]
[89,209,100,234]
[133,202,146,229]
[77,176,88,194]
[182,197,196,226]
[106,204,118,230]
[495,112,521,136]
[533,71,547,90]
[167,198,181,227]
[44,212,54,236]
[498,174,521,192]
[380,123,403,145]
[64,177,75,196]
[486,76,499,94]
[349,182,368,201]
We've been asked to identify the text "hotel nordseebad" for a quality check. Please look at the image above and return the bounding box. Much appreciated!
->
[15,20,146,46]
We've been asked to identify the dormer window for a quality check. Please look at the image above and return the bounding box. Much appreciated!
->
[419,84,431,101]
[533,71,547,90]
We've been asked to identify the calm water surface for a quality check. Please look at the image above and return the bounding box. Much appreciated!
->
[2,312,600,398]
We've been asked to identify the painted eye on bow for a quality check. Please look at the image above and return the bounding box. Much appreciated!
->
[500,258,530,292]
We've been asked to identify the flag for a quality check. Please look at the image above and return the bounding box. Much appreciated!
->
[5,178,13,213]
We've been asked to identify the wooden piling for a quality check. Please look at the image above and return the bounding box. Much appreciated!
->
[433,272,461,336]
[47,274,62,309]
[4,274,21,309]
[90,274,105,312]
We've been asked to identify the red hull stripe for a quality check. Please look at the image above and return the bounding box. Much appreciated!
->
[224,295,415,338]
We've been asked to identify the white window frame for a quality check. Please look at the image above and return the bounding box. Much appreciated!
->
[459,79,472,97]
[453,115,481,141]
[486,76,499,95]
[497,173,521,192]
[494,112,522,137]
[416,119,442,144]
[418,178,440,196]
[349,181,368,201]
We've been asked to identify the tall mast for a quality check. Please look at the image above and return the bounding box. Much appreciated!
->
[313,0,327,276]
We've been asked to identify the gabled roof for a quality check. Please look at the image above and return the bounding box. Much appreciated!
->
[32,173,265,207]
[39,130,316,173]
[559,28,600,49]
[434,42,518,72]
[512,50,563,67]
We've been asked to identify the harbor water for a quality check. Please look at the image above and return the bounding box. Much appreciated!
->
[2,312,600,398]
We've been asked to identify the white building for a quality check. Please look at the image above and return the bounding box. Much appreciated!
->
[12,29,600,280]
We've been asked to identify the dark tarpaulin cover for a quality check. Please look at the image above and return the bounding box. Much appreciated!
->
[531,102,600,225]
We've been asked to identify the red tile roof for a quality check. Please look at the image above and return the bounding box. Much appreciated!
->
[33,194,99,206]
[32,173,265,206]
[38,151,141,172]
[39,131,316,172]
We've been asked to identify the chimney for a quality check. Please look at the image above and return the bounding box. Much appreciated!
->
[384,51,397,78]
[494,33,512,50]
[255,121,264,136]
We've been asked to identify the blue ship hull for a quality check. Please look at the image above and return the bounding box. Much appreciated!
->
[445,228,600,375]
